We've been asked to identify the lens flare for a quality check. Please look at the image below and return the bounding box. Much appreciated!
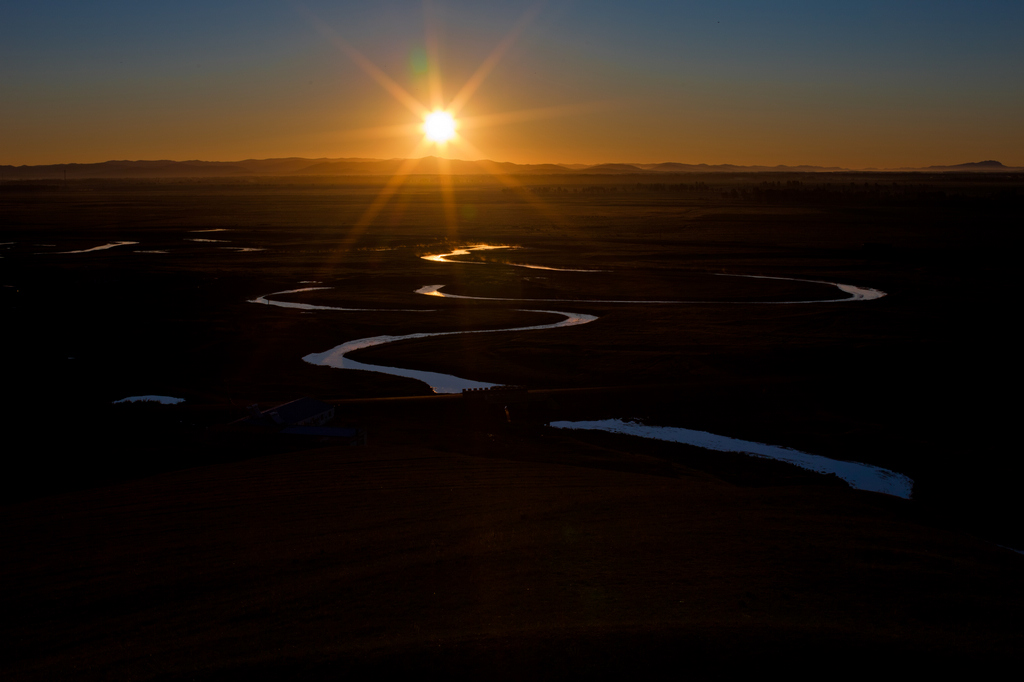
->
[423,111,456,143]
[304,2,568,245]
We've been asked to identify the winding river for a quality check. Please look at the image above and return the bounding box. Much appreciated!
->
[46,241,139,255]
[422,244,605,272]
[251,287,432,313]
[550,419,913,498]
[302,309,596,394]
[253,244,888,392]
[249,243,908,496]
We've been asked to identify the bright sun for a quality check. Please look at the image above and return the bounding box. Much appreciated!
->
[423,110,456,143]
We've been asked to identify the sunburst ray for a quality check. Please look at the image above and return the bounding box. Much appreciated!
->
[448,3,545,116]
[301,0,583,242]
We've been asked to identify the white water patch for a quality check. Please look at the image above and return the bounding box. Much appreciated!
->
[836,283,886,300]
[190,228,229,233]
[550,419,913,498]
[415,284,678,303]
[422,244,605,272]
[717,274,886,303]
[186,238,231,243]
[250,287,431,312]
[47,241,139,254]
[423,249,885,304]
[416,275,885,304]
[303,309,598,394]
[113,395,185,405]
[507,262,606,272]
[421,244,513,263]
[220,247,265,252]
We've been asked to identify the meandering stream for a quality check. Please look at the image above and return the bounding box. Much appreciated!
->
[249,243,907,495]
[254,244,888,392]
[550,419,913,498]
[302,309,596,393]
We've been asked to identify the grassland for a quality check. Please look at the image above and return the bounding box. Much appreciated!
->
[1,173,1020,676]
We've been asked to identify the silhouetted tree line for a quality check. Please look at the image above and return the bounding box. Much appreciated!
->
[722,181,1022,209]
[0,182,61,193]
[503,178,1021,207]
[504,185,627,194]
[503,180,712,193]
[633,182,712,193]
[513,178,1022,209]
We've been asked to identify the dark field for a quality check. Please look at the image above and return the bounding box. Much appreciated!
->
[1,173,1021,676]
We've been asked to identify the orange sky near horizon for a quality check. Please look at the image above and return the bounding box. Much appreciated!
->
[2,1,1022,169]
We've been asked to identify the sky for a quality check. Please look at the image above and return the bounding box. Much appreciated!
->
[2,0,1022,168]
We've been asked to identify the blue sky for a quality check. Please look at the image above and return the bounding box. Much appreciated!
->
[2,1,1022,166]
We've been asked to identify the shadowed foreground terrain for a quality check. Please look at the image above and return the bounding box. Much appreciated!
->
[1,173,1021,676]
[4,431,1022,678]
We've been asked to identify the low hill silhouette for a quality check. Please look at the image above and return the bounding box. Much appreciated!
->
[2,156,1019,179]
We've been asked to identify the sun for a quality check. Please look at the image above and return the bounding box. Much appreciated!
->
[423,110,456,144]
[308,3,556,236]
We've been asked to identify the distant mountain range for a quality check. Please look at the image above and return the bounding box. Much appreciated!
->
[1,156,1020,179]
[905,160,1016,172]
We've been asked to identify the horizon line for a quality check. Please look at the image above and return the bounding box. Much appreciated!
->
[1,155,1018,174]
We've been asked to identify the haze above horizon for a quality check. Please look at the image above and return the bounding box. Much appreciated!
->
[3,1,1022,168]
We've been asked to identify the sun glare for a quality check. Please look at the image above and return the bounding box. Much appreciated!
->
[423,111,456,143]
[310,3,554,237]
